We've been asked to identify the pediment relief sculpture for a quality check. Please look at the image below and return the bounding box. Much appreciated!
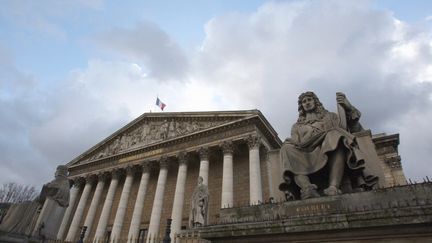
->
[84,119,227,162]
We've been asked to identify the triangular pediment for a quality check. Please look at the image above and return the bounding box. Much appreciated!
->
[69,110,259,165]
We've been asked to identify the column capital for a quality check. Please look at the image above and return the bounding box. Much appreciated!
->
[140,162,150,173]
[198,147,209,160]
[111,169,123,180]
[85,174,97,184]
[97,172,110,182]
[159,156,169,169]
[260,146,269,159]
[177,152,189,166]
[137,160,151,173]
[73,177,85,188]
[247,135,261,150]
[221,141,234,155]
[125,166,135,176]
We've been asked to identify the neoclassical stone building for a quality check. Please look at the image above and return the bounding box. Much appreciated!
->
[58,110,404,242]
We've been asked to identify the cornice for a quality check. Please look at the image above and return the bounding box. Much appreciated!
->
[372,133,400,149]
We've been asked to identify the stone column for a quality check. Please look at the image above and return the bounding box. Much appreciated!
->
[110,167,135,243]
[170,153,189,239]
[127,163,150,242]
[198,147,209,186]
[93,170,121,242]
[147,158,169,242]
[247,135,263,204]
[263,149,275,200]
[82,173,107,241]
[65,175,95,242]
[221,141,234,208]
[57,179,80,240]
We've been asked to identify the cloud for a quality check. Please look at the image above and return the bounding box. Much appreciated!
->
[93,21,189,82]
[192,0,432,178]
[0,0,103,39]
[0,44,54,185]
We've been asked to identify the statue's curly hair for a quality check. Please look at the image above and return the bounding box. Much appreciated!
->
[297,91,328,123]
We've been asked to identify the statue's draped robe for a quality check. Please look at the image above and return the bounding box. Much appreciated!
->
[39,177,70,207]
[32,175,70,239]
[280,111,377,189]
[189,184,209,227]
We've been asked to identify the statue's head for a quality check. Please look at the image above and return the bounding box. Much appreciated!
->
[198,176,203,185]
[55,165,68,178]
[297,91,327,122]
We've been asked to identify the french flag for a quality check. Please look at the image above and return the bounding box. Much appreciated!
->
[156,97,166,111]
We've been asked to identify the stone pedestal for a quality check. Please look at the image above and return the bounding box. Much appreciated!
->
[33,198,67,240]
[354,130,386,187]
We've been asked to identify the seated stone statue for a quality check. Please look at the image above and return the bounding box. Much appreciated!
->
[189,176,209,227]
[37,165,70,207]
[0,165,70,241]
[280,92,378,199]
[32,165,70,239]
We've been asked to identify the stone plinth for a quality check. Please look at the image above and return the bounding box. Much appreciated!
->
[183,182,432,242]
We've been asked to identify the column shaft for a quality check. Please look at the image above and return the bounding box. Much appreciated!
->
[264,151,275,200]
[249,147,263,204]
[93,173,120,242]
[198,147,209,186]
[83,177,106,240]
[127,166,150,242]
[147,162,168,242]
[170,157,188,239]
[57,185,80,240]
[110,170,134,242]
[66,178,93,241]
[221,142,233,208]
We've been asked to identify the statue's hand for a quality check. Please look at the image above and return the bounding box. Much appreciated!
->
[336,92,351,110]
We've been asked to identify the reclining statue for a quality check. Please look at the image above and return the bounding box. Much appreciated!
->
[279,92,378,199]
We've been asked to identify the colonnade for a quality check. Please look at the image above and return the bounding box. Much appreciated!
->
[58,135,269,242]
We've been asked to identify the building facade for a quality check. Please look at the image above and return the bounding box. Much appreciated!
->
[58,110,404,242]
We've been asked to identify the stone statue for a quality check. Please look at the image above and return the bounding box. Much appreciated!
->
[38,165,70,207]
[279,92,378,199]
[189,176,209,227]
[0,165,71,241]
[32,165,70,239]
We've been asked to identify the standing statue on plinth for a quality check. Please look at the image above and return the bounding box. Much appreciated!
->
[279,92,378,200]
[189,176,209,227]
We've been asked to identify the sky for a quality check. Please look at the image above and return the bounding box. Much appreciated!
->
[1,0,432,187]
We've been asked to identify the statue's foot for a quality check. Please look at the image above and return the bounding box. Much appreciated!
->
[324,186,342,196]
[301,185,320,199]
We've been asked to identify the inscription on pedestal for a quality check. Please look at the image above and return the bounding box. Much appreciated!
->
[221,199,342,223]
[295,203,332,214]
